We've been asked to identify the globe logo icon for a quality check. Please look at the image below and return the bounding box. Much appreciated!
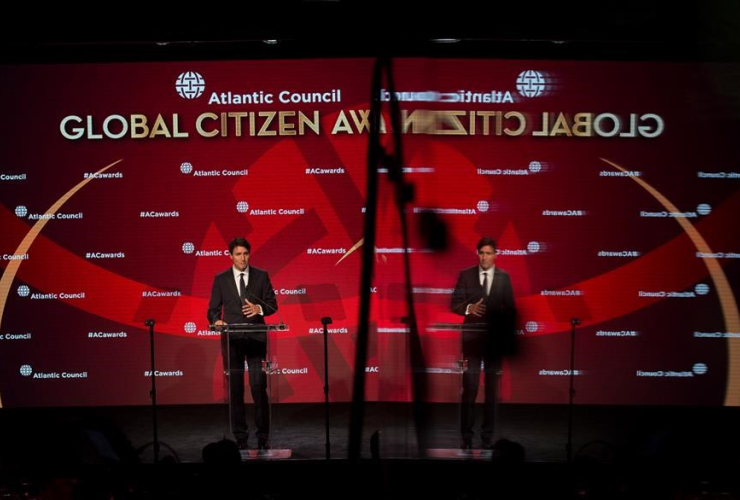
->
[528,161,542,173]
[15,205,28,217]
[527,241,541,253]
[516,70,546,98]
[182,242,195,254]
[236,201,250,213]
[525,321,539,333]
[692,363,708,375]
[175,71,205,99]
[696,203,711,216]
[184,322,197,334]
[476,200,489,213]
[17,285,30,297]
[694,283,710,295]
[20,364,32,376]
[180,162,193,174]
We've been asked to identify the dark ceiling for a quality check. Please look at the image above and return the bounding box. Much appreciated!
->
[2,1,739,62]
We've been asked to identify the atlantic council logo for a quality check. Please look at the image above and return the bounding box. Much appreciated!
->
[15,205,28,218]
[693,363,708,375]
[175,71,205,99]
[182,242,195,254]
[525,321,539,333]
[527,241,541,253]
[180,162,193,174]
[528,161,542,173]
[236,201,249,213]
[184,322,197,334]
[695,283,710,295]
[516,70,546,98]
[17,285,30,297]
[476,200,489,212]
[20,364,32,376]
[696,203,712,216]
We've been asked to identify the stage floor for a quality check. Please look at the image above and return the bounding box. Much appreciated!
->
[2,402,739,464]
[1,403,739,498]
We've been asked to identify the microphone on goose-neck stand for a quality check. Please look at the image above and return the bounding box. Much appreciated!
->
[246,291,287,331]
[452,290,489,315]
[566,317,581,463]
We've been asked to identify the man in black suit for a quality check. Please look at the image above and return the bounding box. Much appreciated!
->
[208,237,278,450]
[451,237,516,449]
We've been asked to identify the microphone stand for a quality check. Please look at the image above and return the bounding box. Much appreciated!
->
[145,319,160,464]
[321,317,333,459]
[135,320,179,463]
[246,291,285,329]
[566,317,580,463]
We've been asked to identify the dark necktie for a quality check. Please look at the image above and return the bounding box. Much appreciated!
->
[482,272,489,297]
[239,273,246,299]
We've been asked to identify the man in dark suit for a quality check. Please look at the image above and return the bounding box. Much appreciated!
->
[451,236,516,449]
[208,237,278,450]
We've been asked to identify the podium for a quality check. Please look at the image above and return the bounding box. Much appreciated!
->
[211,322,292,459]
[425,322,499,459]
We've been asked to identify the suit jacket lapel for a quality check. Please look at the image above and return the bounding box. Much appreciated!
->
[490,268,499,296]
[226,269,241,302]
[469,268,483,297]
[471,268,487,302]
[244,267,255,301]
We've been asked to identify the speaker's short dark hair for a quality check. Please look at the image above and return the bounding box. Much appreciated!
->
[476,237,497,251]
[228,237,251,254]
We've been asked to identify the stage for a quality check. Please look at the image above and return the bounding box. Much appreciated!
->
[1,403,738,498]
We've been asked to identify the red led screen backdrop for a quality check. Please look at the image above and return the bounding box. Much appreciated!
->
[1,58,738,407]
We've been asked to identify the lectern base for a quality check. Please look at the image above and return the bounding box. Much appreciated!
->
[240,448,292,460]
[425,448,495,459]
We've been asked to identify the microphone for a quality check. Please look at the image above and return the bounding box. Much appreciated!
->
[246,291,287,331]
[208,293,245,328]
[227,293,246,308]
[451,288,487,315]
[570,317,581,326]
[144,319,155,327]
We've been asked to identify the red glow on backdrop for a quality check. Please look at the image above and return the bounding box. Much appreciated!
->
[1,58,739,407]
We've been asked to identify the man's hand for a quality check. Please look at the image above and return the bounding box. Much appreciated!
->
[243,300,262,318]
[214,319,226,326]
[468,298,487,317]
